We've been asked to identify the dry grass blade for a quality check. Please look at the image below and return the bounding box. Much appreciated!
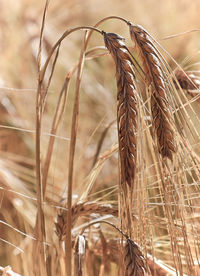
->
[103,32,137,187]
[124,238,149,276]
[129,23,175,160]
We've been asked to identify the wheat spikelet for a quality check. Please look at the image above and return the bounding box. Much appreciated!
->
[55,202,118,240]
[124,238,148,276]
[129,24,175,160]
[103,32,137,186]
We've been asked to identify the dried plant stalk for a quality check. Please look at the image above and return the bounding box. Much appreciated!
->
[124,238,149,276]
[55,202,118,240]
[74,235,86,276]
[129,24,175,160]
[103,32,138,186]
[147,257,173,276]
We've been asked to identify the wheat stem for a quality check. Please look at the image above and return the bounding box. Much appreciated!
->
[33,1,50,275]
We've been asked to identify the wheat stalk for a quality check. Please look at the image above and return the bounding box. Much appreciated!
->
[74,235,86,276]
[129,23,175,160]
[103,32,138,187]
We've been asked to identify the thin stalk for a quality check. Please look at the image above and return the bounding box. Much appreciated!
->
[42,75,70,196]
[34,0,49,275]
[80,220,128,239]
[40,26,103,82]
[84,16,129,49]
[92,120,115,167]
[42,47,105,197]
[65,32,87,276]
[35,24,102,276]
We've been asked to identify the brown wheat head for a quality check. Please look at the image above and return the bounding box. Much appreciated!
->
[129,23,175,160]
[55,202,118,240]
[103,31,138,187]
[124,238,149,276]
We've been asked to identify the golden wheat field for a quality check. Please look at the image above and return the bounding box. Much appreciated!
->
[1,0,200,275]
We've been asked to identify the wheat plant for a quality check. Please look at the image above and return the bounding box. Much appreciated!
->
[1,1,200,276]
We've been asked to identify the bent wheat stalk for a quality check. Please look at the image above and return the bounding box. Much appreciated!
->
[129,23,175,160]
[103,32,138,187]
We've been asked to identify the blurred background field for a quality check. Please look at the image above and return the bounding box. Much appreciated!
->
[1,0,200,275]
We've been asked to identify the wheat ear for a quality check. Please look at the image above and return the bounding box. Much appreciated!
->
[103,32,137,186]
[55,202,118,240]
[124,238,149,276]
[129,24,175,160]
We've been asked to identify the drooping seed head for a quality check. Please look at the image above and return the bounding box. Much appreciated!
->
[55,202,118,240]
[103,31,138,187]
[124,238,149,276]
[129,23,175,160]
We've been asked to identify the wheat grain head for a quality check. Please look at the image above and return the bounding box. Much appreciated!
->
[124,238,149,276]
[103,31,138,187]
[55,202,118,240]
[129,23,175,160]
